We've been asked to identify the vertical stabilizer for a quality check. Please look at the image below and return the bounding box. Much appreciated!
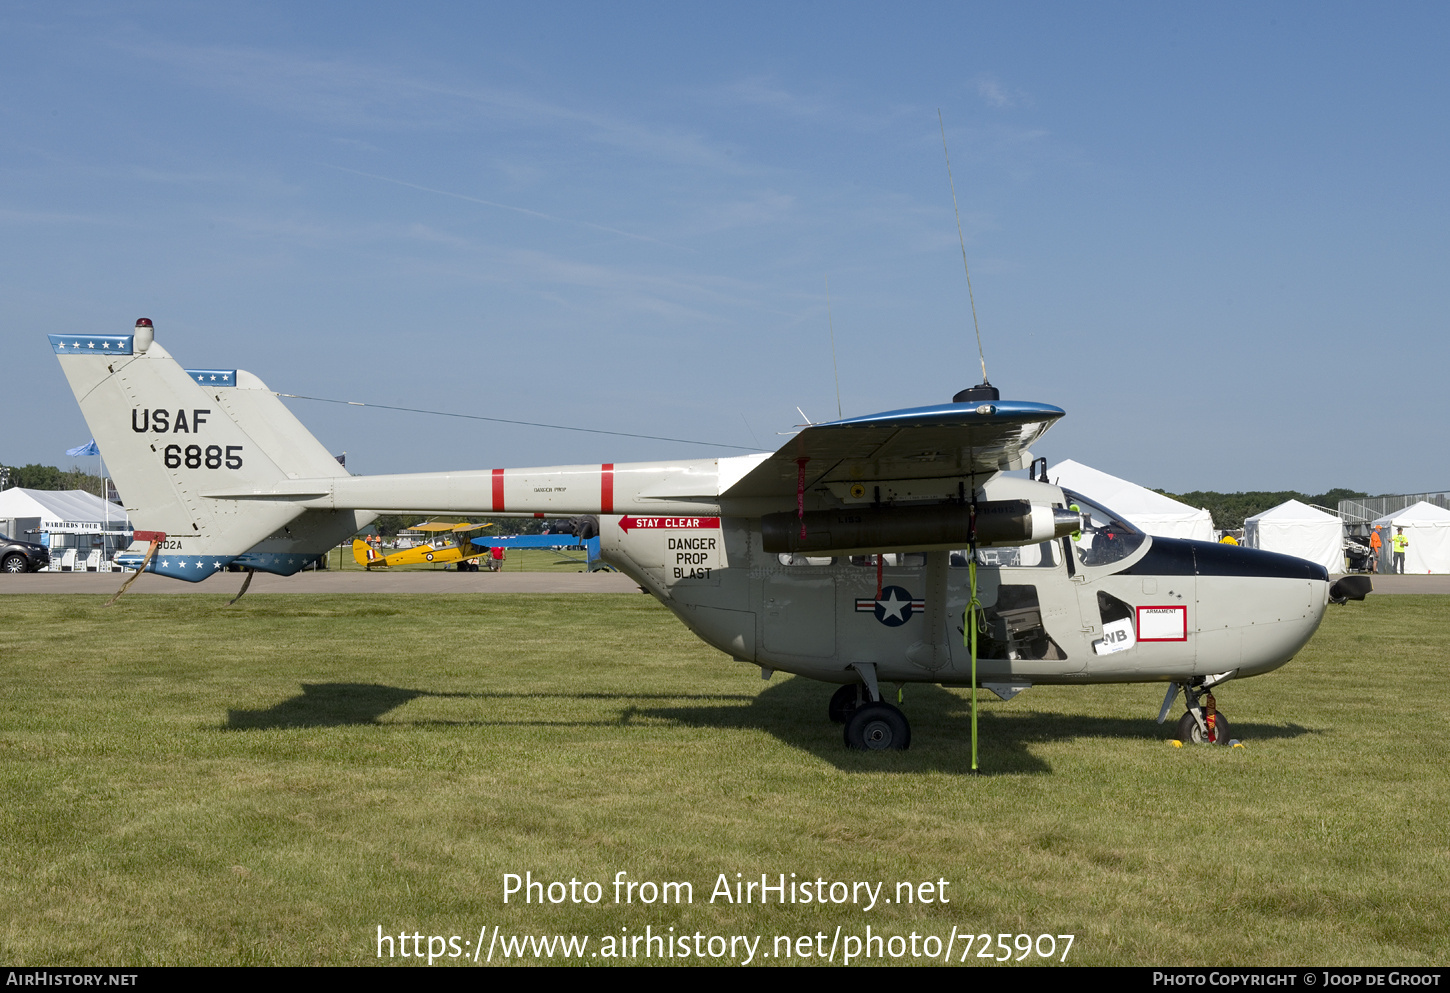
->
[51,326,301,580]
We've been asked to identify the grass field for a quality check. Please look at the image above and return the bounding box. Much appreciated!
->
[1,592,1445,966]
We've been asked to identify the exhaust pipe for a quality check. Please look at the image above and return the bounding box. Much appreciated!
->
[1328,575,1372,604]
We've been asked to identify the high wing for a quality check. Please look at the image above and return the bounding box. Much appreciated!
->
[721,400,1065,500]
[406,522,494,533]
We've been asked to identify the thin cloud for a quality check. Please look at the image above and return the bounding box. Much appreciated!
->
[690,190,798,233]
[718,76,830,117]
[703,74,910,133]
[975,74,1033,110]
[324,165,692,251]
[135,40,750,174]
[0,207,116,226]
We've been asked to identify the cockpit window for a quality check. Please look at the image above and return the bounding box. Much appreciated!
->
[1061,488,1147,567]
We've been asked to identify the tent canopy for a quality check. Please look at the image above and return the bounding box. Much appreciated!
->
[1049,460,1215,541]
[1245,498,1339,525]
[0,488,130,533]
[1244,499,1343,573]
[1373,501,1450,526]
[1372,501,1450,574]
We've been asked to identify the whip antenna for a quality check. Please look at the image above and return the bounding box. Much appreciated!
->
[939,109,989,385]
[826,274,842,420]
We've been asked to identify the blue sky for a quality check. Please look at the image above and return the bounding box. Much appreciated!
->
[4,3,1447,495]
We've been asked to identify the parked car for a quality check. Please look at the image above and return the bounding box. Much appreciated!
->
[0,533,50,573]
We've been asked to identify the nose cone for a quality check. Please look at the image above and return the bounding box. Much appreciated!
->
[1188,539,1330,678]
[1190,540,1330,582]
[1119,537,1331,582]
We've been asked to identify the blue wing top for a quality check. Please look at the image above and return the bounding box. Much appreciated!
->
[722,400,1064,499]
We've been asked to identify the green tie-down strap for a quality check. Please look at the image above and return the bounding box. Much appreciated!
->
[965,554,985,771]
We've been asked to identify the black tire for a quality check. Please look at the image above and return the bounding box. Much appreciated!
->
[844,702,911,751]
[828,684,864,724]
[2,554,28,574]
[1176,710,1230,745]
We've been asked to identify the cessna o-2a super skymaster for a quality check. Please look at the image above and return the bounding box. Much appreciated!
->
[52,320,1368,752]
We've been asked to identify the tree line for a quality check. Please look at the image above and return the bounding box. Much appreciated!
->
[1,463,106,493]
[1156,488,1369,530]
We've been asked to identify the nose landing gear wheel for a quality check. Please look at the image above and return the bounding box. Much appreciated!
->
[1176,710,1230,745]
[828,684,863,724]
[844,702,911,750]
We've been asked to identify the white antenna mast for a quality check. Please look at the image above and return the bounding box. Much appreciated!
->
[939,108,989,386]
[826,274,842,420]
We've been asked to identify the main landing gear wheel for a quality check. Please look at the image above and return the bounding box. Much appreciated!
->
[1177,710,1230,745]
[828,684,863,724]
[844,702,911,751]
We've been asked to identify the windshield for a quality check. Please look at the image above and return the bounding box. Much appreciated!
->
[1061,488,1147,567]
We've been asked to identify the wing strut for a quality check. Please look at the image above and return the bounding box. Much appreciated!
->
[965,504,983,773]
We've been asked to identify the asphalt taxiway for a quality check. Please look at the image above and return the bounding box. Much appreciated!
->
[0,570,641,594]
[1,571,1442,594]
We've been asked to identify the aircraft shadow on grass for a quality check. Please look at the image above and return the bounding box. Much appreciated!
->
[639,679,1318,774]
[223,683,753,731]
[224,680,1316,775]
[226,683,432,730]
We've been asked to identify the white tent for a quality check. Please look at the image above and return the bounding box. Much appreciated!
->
[0,488,131,570]
[1049,460,1216,541]
[0,488,127,531]
[1372,501,1450,575]
[1244,499,1343,574]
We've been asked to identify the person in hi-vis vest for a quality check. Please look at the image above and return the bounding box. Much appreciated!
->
[1392,527,1409,574]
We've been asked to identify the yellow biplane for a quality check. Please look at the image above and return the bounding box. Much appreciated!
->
[352,522,495,571]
